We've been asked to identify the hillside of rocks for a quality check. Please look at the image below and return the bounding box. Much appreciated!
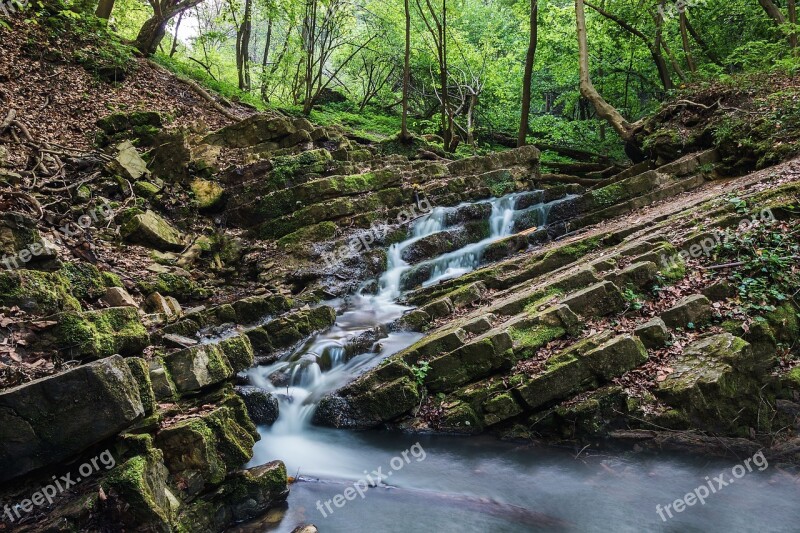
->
[1,9,799,532]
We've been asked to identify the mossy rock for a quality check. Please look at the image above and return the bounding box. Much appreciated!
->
[55,307,150,360]
[191,178,225,211]
[137,272,210,300]
[102,449,174,531]
[59,262,107,300]
[0,269,81,314]
[219,335,255,373]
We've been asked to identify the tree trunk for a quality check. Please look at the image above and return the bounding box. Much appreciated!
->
[758,0,785,25]
[684,11,722,65]
[575,0,634,141]
[401,0,411,141]
[789,0,798,51]
[517,0,538,147]
[441,0,452,150]
[237,0,253,91]
[95,0,115,19]
[169,11,183,58]
[679,11,696,73]
[135,16,170,56]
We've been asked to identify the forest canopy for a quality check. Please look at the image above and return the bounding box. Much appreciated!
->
[81,0,800,155]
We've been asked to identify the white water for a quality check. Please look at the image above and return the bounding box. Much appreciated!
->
[246,193,542,443]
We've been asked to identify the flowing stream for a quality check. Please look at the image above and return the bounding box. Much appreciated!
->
[241,192,800,532]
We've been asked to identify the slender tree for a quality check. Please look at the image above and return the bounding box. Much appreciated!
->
[401,0,412,141]
[517,0,538,147]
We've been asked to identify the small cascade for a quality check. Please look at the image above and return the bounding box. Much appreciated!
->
[247,190,567,441]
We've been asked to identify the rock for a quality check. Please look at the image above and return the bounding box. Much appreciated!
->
[109,141,150,181]
[102,446,176,530]
[560,281,626,318]
[121,210,186,251]
[634,317,670,349]
[163,333,199,348]
[608,261,658,290]
[292,526,319,533]
[0,355,145,482]
[657,334,758,433]
[180,461,288,531]
[191,178,225,210]
[145,292,181,319]
[96,111,163,137]
[0,269,80,314]
[52,307,150,360]
[156,405,257,492]
[163,343,233,394]
[661,294,713,328]
[232,294,292,324]
[149,130,221,183]
[104,286,137,307]
[204,115,297,148]
[148,358,178,401]
[424,331,513,392]
[582,335,648,380]
[0,213,59,265]
[236,385,279,425]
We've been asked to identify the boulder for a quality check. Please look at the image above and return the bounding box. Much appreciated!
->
[236,386,279,425]
[53,307,150,360]
[634,317,670,349]
[191,178,225,210]
[661,294,713,328]
[163,344,233,394]
[109,141,150,181]
[560,281,626,318]
[121,210,186,252]
[0,355,145,482]
[104,286,137,307]
[203,115,296,148]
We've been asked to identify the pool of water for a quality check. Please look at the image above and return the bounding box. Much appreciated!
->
[236,428,800,533]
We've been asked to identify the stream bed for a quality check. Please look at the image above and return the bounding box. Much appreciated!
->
[239,192,800,532]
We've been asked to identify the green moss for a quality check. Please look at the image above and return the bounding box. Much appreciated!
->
[510,324,565,351]
[190,179,225,210]
[137,273,210,299]
[134,181,162,198]
[787,367,800,387]
[57,307,149,360]
[0,270,81,314]
[590,183,626,208]
[60,262,107,300]
[102,271,124,288]
[219,335,254,373]
[659,258,686,284]
[103,449,171,526]
[277,221,338,252]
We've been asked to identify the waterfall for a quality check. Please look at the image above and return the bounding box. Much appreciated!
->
[247,191,565,438]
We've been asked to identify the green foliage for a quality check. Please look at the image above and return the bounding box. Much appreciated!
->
[411,361,431,388]
[712,220,799,316]
[621,288,644,311]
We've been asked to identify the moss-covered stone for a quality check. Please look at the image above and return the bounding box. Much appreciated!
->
[163,344,234,394]
[219,335,255,373]
[232,294,291,324]
[0,356,145,482]
[0,269,81,314]
[55,307,149,360]
[121,210,185,252]
[103,449,174,530]
[60,262,107,300]
[137,272,210,300]
[126,357,157,415]
[191,178,225,210]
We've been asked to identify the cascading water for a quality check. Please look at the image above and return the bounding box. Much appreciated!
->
[247,192,568,469]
